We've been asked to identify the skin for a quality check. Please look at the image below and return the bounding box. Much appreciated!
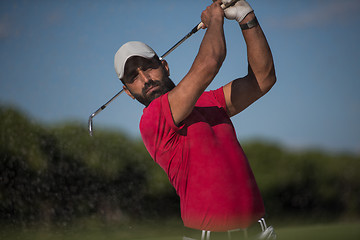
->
[223,11,276,117]
[122,0,276,125]
[122,56,175,107]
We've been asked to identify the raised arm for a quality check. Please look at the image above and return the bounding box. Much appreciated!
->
[222,1,276,117]
[168,0,226,125]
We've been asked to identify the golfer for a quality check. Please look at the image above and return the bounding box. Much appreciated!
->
[114,0,276,238]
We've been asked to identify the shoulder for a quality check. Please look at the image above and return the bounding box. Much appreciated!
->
[140,94,166,133]
[140,93,177,141]
[140,93,182,160]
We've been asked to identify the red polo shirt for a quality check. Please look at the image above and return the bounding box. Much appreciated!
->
[140,87,265,231]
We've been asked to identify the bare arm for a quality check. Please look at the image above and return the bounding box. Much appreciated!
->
[168,1,226,125]
[223,12,276,117]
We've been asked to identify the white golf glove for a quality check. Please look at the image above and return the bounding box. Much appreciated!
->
[222,0,253,23]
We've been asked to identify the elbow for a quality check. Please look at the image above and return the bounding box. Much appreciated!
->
[208,56,225,75]
[267,67,277,89]
[258,65,276,94]
[209,48,226,73]
[248,62,277,94]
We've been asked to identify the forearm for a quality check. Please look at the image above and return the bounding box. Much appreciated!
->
[197,18,226,72]
[240,12,276,92]
[168,4,226,125]
[190,15,226,85]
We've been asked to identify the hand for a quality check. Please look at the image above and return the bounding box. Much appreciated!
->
[222,0,253,23]
[200,0,224,29]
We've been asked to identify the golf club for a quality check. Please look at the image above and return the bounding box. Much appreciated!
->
[258,218,276,239]
[160,0,238,60]
[88,89,124,136]
[88,0,239,136]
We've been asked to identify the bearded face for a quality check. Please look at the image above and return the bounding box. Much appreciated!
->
[121,56,175,106]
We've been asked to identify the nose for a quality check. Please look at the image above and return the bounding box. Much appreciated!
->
[137,68,151,83]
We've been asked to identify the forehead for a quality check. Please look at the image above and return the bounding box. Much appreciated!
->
[124,56,158,72]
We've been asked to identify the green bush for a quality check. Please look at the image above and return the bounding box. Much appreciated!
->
[0,105,359,226]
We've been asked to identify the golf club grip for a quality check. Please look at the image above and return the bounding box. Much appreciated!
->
[196,0,238,30]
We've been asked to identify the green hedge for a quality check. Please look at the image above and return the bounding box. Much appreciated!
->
[1,106,359,225]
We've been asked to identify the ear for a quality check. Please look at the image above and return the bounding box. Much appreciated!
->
[161,59,170,76]
[123,85,135,100]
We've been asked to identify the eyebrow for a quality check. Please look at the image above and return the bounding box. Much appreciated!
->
[123,56,160,81]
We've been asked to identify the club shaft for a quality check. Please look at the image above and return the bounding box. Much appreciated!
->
[160,24,200,60]
[95,88,124,114]
[88,89,124,136]
[159,0,238,60]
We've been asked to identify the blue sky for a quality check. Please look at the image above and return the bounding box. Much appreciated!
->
[1,0,360,154]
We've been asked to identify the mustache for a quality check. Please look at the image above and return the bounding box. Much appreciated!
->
[143,80,161,94]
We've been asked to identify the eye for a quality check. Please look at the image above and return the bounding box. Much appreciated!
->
[131,73,140,82]
[123,70,139,84]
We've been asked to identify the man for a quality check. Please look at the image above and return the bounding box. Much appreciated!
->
[114,0,276,237]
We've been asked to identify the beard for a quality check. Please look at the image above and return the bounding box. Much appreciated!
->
[130,77,175,107]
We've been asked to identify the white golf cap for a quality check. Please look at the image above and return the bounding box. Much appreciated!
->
[114,41,157,79]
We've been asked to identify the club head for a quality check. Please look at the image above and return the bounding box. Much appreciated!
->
[258,226,276,239]
[88,113,95,136]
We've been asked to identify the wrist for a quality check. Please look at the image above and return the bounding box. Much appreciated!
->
[240,17,258,30]
[209,15,225,27]
[239,12,255,24]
